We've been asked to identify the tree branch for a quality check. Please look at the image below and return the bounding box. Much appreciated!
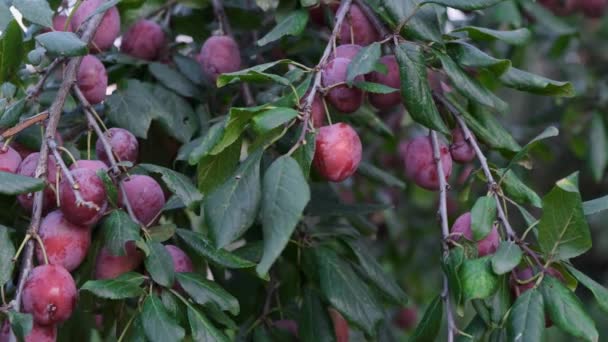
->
[12,4,108,314]
[0,111,49,142]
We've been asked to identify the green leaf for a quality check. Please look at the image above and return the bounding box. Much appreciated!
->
[251,107,298,134]
[13,0,53,27]
[0,225,15,286]
[0,3,13,32]
[540,276,598,342]
[292,131,316,178]
[188,121,226,165]
[443,247,464,313]
[357,162,405,189]
[0,171,45,195]
[346,42,381,84]
[80,272,146,299]
[197,139,242,194]
[470,196,496,241]
[394,42,448,134]
[141,296,185,342]
[589,114,607,182]
[499,67,575,97]
[148,62,199,98]
[349,106,394,139]
[420,0,505,10]
[176,229,255,269]
[257,10,308,46]
[7,311,32,342]
[105,80,155,138]
[35,32,88,57]
[0,21,24,83]
[583,195,608,216]
[506,126,559,170]
[205,150,263,248]
[173,54,204,85]
[139,164,202,209]
[380,0,443,42]
[257,157,310,277]
[460,257,499,300]
[491,241,522,275]
[447,42,511,76]
[176,273,239,315]
[507,289,544,342]
[97,169,118,207]
[210,106,269,155]
[566,266,608,314]
[452,26,531,45]
[313,247,383,335]
[0,98,26,128]
[144,242,175,287]
[352,81,399,94]
[520,1,576,36]
[538,172,591,261]
[456,315,487,342]
[187,306,230,342]
[100,210,140,256]
[300,288,336,342]
[436,51,507,112]
[409,295,443,342]
[148,224,176,243]
[497,169,542,208]
[149,84,197,143]
[217,59,291,87]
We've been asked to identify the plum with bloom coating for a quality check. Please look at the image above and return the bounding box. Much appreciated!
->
[313,123,362,182]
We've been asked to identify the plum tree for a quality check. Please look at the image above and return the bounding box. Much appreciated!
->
[0,146,22,173]
[198,35,241,83]
[71,0,120,52]
[367,55,401,110]
[77,55,107,105]
[401,136,452,191]
[120,175,165,226]
[451,212,500,257]
[22,264,77,325]
[449,127,476,163]
[36,210,91,272]
[339,4,379,46]
[331,44,362,60]
[94,242,143,279]
[313,123,362,182]
[59,168,108,226]
[322,57,364,113]
[95,128,139,165]
[121,20,166,61]
[69,160,108,172]
[17,153,59,212]
[165,245,194,273]
[580,0,608,17]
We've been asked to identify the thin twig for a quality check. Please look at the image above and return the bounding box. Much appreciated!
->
[430,131,456,342]
[0,111,49,142]
[286,0,354,156]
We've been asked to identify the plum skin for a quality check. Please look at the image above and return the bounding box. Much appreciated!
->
[339,4,379,46]
[322,57,364,113]
[0,321,56,342]
[198,35,241,83]
[95,127,139,166]
[451,212,500,257]
[120,175,166,226]
[401,136,452,191]
[59,168,108,226]
[71,0,120,52]
[394,307,418,331]
[580,0,608,18]
[328,308,349,342]
[95,242,143,279]
[367,55,401,110]
[121,20,166,61]
[449,127,476,163]
[17,153,59,213]
[37,210,91,272]
[77,55,108,105]
[313,123,362,182]
[0,146,22,173]
[332,44,362,60]
[165,245,193,273]
[53,15,70,32]
[300,92,326,128]
[22,264,78,325]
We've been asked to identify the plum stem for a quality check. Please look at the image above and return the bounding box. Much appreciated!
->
[11,3,108,317]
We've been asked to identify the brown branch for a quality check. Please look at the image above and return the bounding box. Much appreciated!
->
[286,0,354,156]
[12,5,109,314]
[0,111,49,142]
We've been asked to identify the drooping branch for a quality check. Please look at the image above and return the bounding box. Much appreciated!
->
[12,5,108,314]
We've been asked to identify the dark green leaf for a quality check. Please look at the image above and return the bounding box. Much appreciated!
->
[0,225,15,286]
[80,272,146,299]
[352,81,399,94]
[497,169,542,208]
[566,266,608,314]
[149,84,197,143]
[447,42,511,76]
[257,10,309,46]
[139,164,202,209]
[357,162,406,189]
[105,80,155,138]
[257,156,309,277]
[409,295,443,342]
[97,169,118,208]
[292,131,316,178]
[177,273,239,315]
[197,139,242,194]
[456,315,487,342]
[188,121,225,165]
[35,32,88,57]
[394,42,448,134]
[420,0,505,10]
[0,171,45,195]
[187,306,230,342]
[0,21,24,83]
[176,229,255,269]
[217,59,291,87]
[506,126,559,170]
[148,224,176,243]
[210,106,269,155]
[100,210,140,256]
[251,107,298,133]
[443,247,464,314]
[470,196,496,241]
[141,296,185,342]
[173,54,203,85]
[499,67,575,97]
[460,257,499,300]
[520,1,576,36]
[380,0,443,42]
[491,241,522,275]
[0,98,26,128]
[583,195,608,216]
[13,0,53,27]
[349,106,394,139]
[346,42,381,84]
[148,62,199,98]
[540,276,598,342]
[7,311,32,342]
[538,173,591,261]
[452,26,531,45]
[507,289,544,342]
[300,288,336,342]
[205,150,263,248]
[144,242,175,287]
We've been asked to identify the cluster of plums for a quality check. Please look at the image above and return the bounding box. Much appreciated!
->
[539,0,607,18]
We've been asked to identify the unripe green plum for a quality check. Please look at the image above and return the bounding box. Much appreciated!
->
[59,168,108,226]
[367,55,401,110]
[401,136,452,191]
[339,4,379,46]
[77,55,107,105]
[322,57,364,113]
[121,20,166,61]
[451,212,500,257]
[313,123,362,182]
[0,146,22,173]
[449,127,475,163]
[71,0,120,52]
[37,210,91,272]
[95,127,139,166]
[198,35,241,83]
